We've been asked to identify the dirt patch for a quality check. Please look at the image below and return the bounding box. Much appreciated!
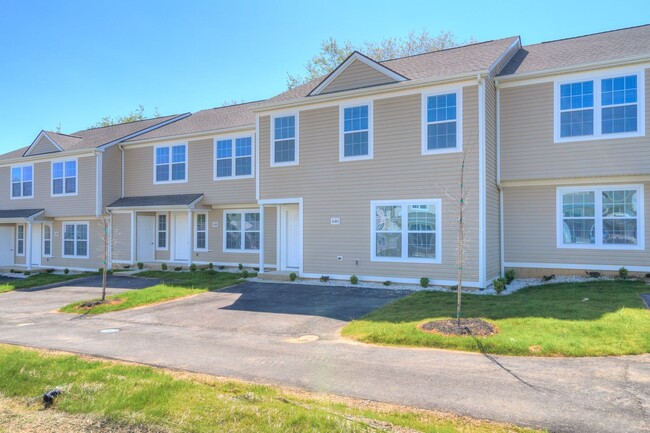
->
[78,299,123,309]
[419,318,498,336]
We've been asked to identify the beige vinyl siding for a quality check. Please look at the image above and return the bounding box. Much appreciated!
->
[0,155,96,217]
[503,182,650,268]
[111,212,132,262]
[40,220,103,270]
[321,59,397,94]
[500,69,650,182]
[29,135,60,156]
[123,135,256,205]
[102,145,122,208]
[260,87,480,283]
[13,224,25,265]
[484,75,501,281]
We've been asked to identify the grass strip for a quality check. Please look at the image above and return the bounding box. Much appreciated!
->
[0,273,94,294]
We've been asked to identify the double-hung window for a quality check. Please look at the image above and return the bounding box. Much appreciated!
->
[16,224,25,256]
[43,224,52,257]
[371,200,441,263]
[340,103,373,160]
[62,222,89,258]
[271,114,298,166]
[11,165,33,199]
[215,136,253,179]
[155,144,186,183]
[52,160,77,195]
[555,71,644,141]
[157,214,167,250]
[224,211,260,252]
[194,213,208,251]
[422,90,462,154]
[558,185,644,249]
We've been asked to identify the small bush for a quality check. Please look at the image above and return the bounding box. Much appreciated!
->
[383,280,392,286]
[137,262,144,270]
[208,262,214,270]
[174,266,183,272]
[45,269,54,274]
[98,267,104,273]
[450,285,458,291]
[242,270,249,278]
[289,272,297,282]
[541,274,555,282]
[253,267,259,271]
[505,269,516,284]
[123,265,131,269]
[645,273,650,279]
[218,266,225,270]
[586,271,601,278]
[190,264,197,272]
[420,277,430,288]
[161,263,168,271]
[206,269,217,276]
[238,263,243,270]
[23,271,31,276]
[618,267,629,279]
[493,277,507,294]
[106,269,113,275]
[319,275,330,282]
[64,268,69,275]
[350,275,359,285]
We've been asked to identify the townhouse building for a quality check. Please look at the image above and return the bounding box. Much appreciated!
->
[1,24,648,288]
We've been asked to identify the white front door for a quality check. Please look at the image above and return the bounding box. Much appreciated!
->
[0,226,13,266]
[136,216,155,262]
[31,223,42,267]
[173,212,190,262]
[280,205,300,270]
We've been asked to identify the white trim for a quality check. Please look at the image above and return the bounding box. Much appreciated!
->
[556,184,645,250]
[120,145,125,198]
[193,211,209,251]
[258,197,303,275]
[478,77,486,287]
[16,224,25,256]
[338,101,374,162]
[24,131,63,157]
[496,82,505,277]
[488,38,521,74]
[213,134,254,180]
[309,52,406,96]
[270,112,299,167]
[223,209,261,253]
[504,262,650,273]
[156,212,168,251]
[553,68,645,143]
[502,175,650,188]
[370,199,442,264]
[421,87,464,155]
[26,222,32,270]
[0,149,98,168]
[300,272,482,288]
[258,205,265,273]
[255,115,260,200]
[61,221,90,259]
[50,157,78,197]
[9,163,34,200]
[42,222,53,258]
[95,152,103,216]
[153,142,188,184]
[130,211,135,263]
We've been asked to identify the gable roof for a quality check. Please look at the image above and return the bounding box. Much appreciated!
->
[499,24,650,77]
[0,113,190,162]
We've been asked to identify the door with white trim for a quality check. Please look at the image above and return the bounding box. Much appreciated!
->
[0,226,13,266]
[136,216,155,262]
[31,223,42,267]
[172,212,190,262]
[280,205,300,270]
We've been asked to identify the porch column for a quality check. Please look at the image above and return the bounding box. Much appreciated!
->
[187,210,193,265]
[26,222,32,270]
[259,205,264,274]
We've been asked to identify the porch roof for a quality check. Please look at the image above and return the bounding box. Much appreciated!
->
[0,209,45,223]
[107,194,204,210]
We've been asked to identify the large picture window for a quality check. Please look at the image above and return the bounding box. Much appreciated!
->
[215,136,253,179]
[558,185,644,249]
[155,144,186,183]
[224,211,260,252]
[11,165,33,199]
[62,222,89,258]
[371,200,441,263]
[52,160,77,195]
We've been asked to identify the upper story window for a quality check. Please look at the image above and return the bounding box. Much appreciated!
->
[52,160,77,196]
[555,71,645,142]
[339,103,373,161]
[11,164,33,199]
[215,136,253,179]
[422,90,463,155]
[271,114,298,166]
[155,144,187,183]
[557,185,644,250]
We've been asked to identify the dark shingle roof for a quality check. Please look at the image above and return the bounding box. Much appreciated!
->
[0,209,44,219]
[500,24,650,76]
[107,194,203,209]
[126,101,262,143]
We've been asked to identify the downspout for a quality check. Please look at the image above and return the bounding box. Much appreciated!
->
[477,73,486,289]
[119,145,125,198]
[496,81,504,277]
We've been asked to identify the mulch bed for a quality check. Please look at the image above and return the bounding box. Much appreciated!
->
[420,318,498,336]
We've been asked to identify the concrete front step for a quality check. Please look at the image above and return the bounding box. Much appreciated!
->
[258,271,295,282]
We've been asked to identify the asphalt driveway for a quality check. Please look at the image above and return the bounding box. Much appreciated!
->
[0,278,648,433]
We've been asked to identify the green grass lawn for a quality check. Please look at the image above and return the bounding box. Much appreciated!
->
[342,280,650,357]
[0,272,94,294]
[59,270,249,315]
[0,344,541,433]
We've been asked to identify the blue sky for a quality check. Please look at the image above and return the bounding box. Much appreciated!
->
[0,0,647,153]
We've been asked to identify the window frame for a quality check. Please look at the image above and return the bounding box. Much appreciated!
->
[370,199,442,264]
[213,135,255,180]
[50,158,78,197]
[270,112,299,167]
[556,184,645,250]
[156,213,168,251]
[16,224,25,256]
[339,101,374,161]
[10,164,34,199]
[222,210,261,253]
[153,143,188,184]
[421,88,463,155]
[42,223,52,257]
[553,69,645,143]
[61,222,90,259]
[194,212,209,251]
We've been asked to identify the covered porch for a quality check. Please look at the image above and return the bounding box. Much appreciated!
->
[0,208,52,271]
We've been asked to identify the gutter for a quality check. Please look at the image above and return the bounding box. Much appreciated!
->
[496,80,504,277]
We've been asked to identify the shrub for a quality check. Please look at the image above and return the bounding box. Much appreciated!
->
[493,277,507,294]
[420,277,430,288]
[137,262,144,270]
[646,273,650,279]
[319,275,330,282]
[206,269,217,276]
[505,269,516,284]
[106,269,113,275]
[9,269,15,273]
[238,263,243,270]
[541,274,555,282]
[242,270,249,278]
[190,264,197,272]
[161,263,168,271]
[449,285,458,291]
[64,268,69,275]
[383,280,392,286]
[289,272,297,282]
[218,266,225,270]
[208,262,214,270]
[98,267,104,273]
[174,266,183,272]
[45,269,54,274]
[23,271,31,276]
[350,275,359,285]
[618,267,629,279]
[586,271,601,278]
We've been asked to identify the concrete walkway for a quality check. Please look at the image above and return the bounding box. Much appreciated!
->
[0,280,648,433]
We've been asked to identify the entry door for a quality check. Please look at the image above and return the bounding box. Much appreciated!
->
[0,226,13,266]
[173,213,190,262]
[31,223,42,267]
[136,216,155,262]
[280,205,300,270]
